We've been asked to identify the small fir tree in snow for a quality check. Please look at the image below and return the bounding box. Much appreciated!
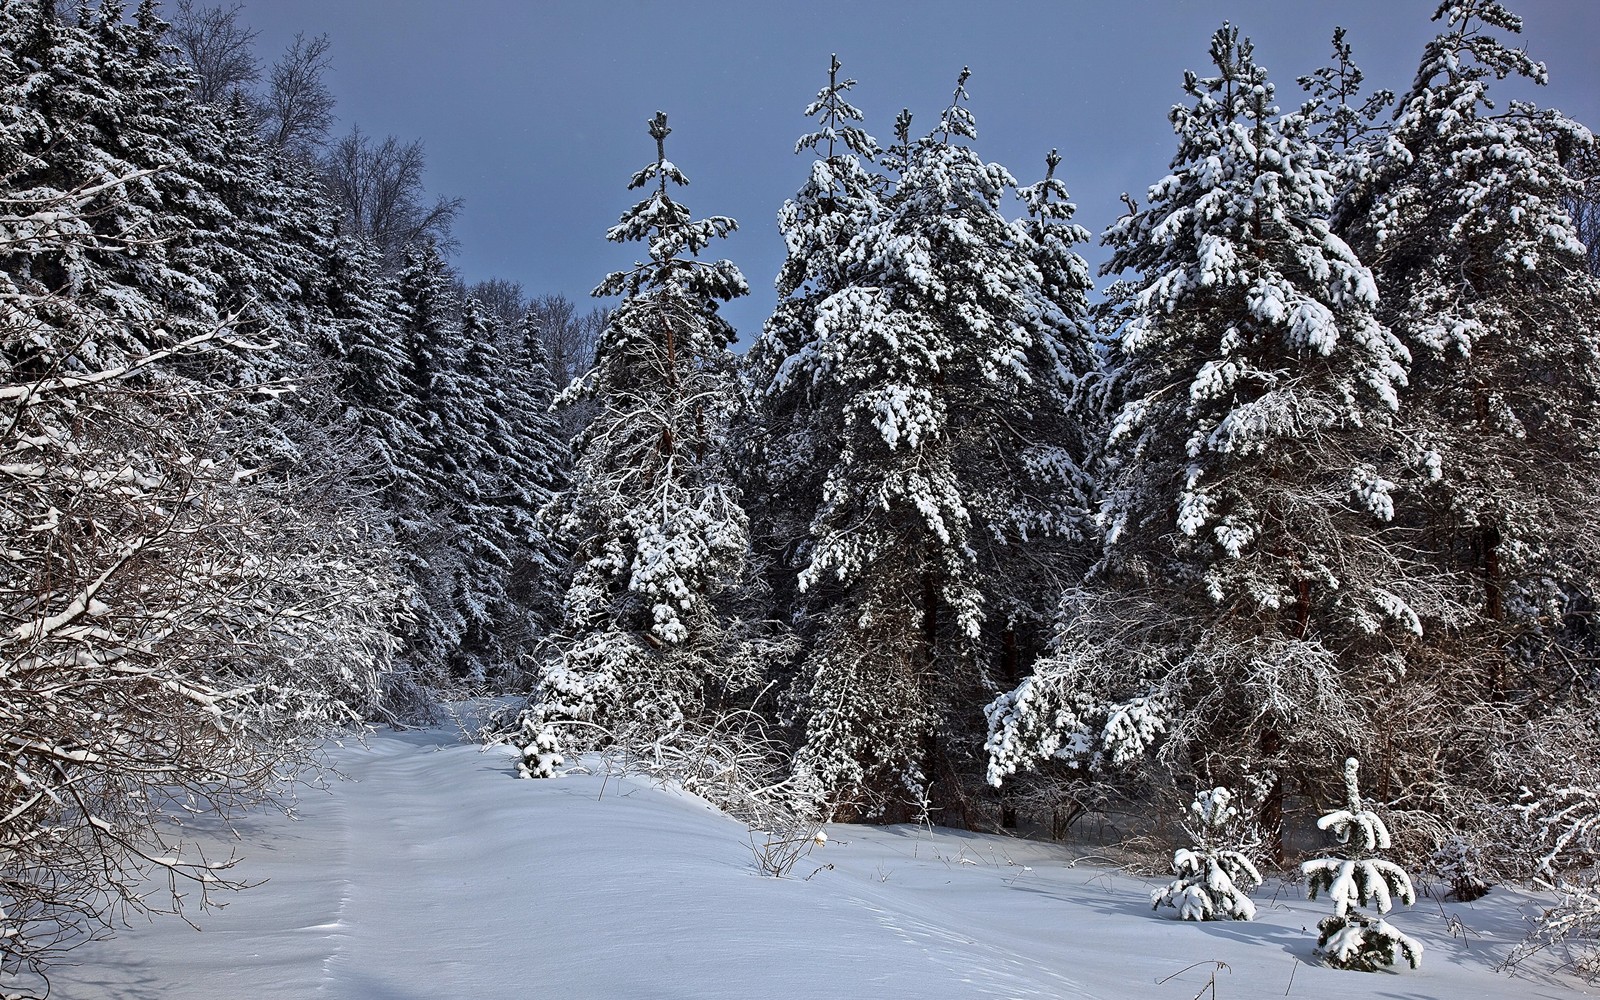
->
[1303,758,1423,971]
[1152,786,1262,921]
[517,729,565,780]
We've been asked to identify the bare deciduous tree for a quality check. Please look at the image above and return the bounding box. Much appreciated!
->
[321,126,462,268]
[260,32,335,159]
[166,0,259,106]
[526,294,604,387]
[467,276,526,332]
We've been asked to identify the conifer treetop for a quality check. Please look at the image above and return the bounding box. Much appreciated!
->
[938,66,976,143]
[1017,148,1086,231]
[1406,0,1546,108]
[593,111,747,303]
[796,54,878,160]
[882,107,915,174]
[1318,757,1395,855]
[1298,26,1394,151]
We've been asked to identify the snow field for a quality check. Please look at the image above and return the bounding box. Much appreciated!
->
[51,729,1588,1000]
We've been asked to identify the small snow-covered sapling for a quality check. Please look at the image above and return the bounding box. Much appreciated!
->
[517,728,564,779]
[1152,786,1262,921]
[1302,757,1423,971]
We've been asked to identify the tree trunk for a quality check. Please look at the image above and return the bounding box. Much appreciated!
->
[1259,726,1285,866]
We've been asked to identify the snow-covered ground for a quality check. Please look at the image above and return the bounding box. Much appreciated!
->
[51,727,1592,999]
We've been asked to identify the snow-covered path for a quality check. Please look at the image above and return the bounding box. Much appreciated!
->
[51,728,1590,999]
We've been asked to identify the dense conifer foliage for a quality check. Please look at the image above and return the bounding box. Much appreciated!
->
[743,63,1099,820]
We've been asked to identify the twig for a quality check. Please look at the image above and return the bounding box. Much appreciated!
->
[1157,960,1231,1000]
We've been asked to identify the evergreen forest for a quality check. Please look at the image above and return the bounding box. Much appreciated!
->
[4,0,1600,987]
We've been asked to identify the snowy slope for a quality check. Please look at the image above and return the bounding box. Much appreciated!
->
[52,728,1589,1000]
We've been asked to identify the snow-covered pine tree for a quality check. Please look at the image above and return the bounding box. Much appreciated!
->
[1296,26,1393,180]
[520,113,758,770]
[1152,786,1262,921]
[1334,1,1600,706]
[511,307,575,501]
[387,248,558,686]
[1304,758,1423,971]
[435,297,569,684]
[985,25,1418,859]
[778,70,1097,820]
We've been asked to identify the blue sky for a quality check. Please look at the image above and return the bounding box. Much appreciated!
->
[241,1,1600,339]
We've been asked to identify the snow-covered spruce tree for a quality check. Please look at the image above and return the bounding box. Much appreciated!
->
[388,242,475,681]
[392,253,563,687]
[1304,758,1423,971]
[441,297,570,684]
[1335,1,1600,708]
[985,25,1420,859]
[772,71,1097,821]
[520,113,763,772]
[993,145,1101,671]
[449,297,527,680]
[744,55,885,625]
[322,233,422,499]
[495,307,571,659]
[1152,786,1262,921]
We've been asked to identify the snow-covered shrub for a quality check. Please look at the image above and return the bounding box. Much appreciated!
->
[1492,713,1600,977]
[1504,717,1600,880]
[0,174,400,987]
[1500,878,1600,981]
[1303,758,1423,971]
[515,709,810,827]
[749,823,829,879]
[1152,787,1262,921]
[1429,835,1491,902]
